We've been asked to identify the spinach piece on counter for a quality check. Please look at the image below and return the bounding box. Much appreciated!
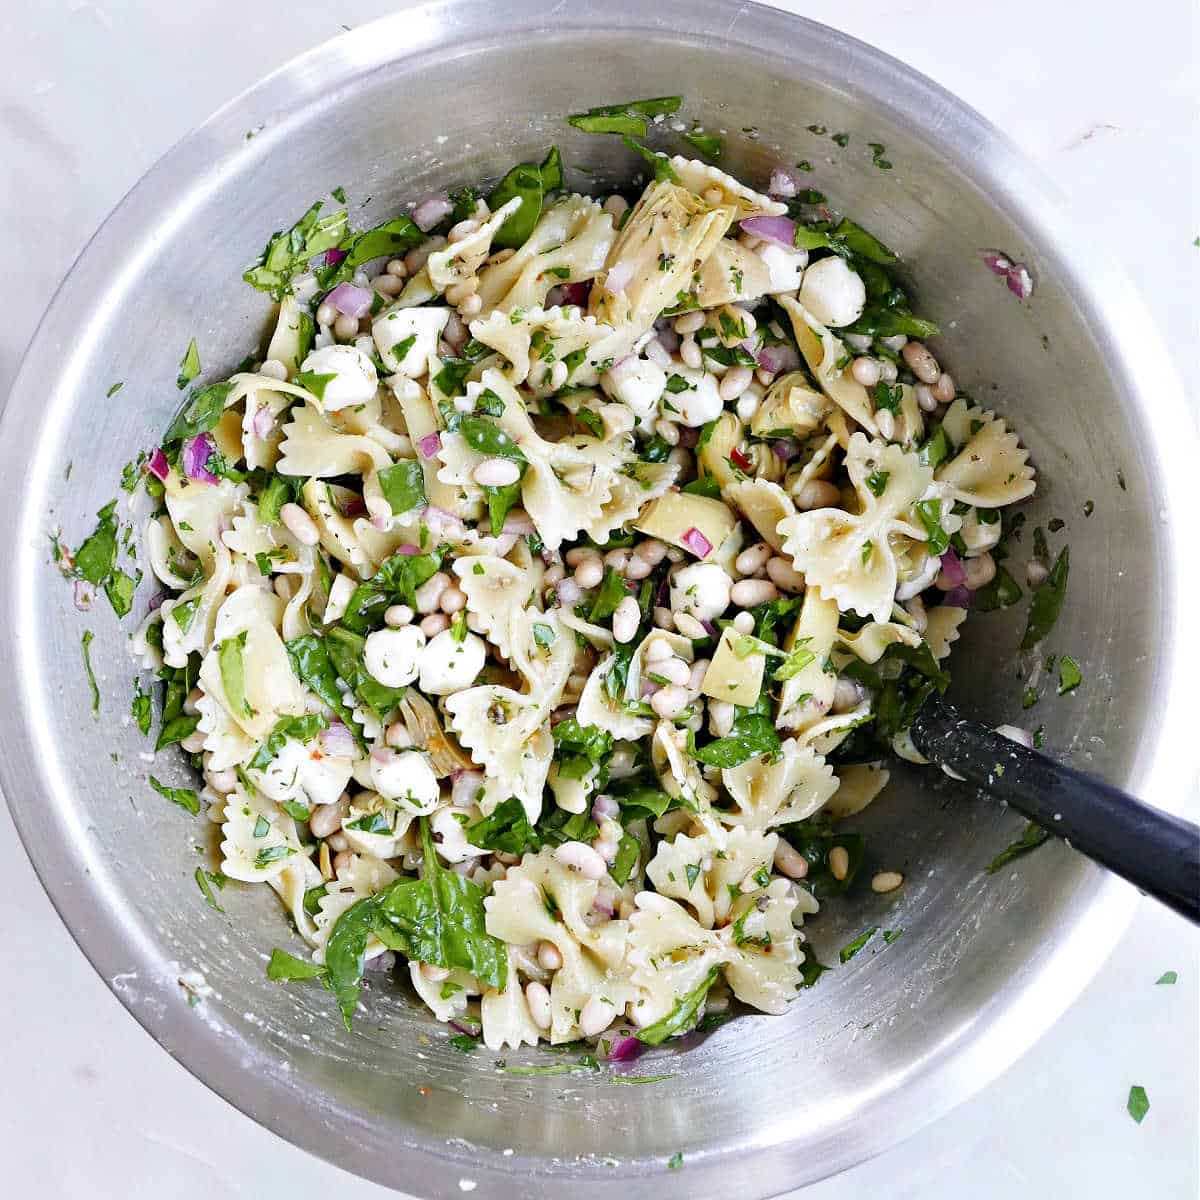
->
[621,135,679,183]
[163,381,236,445]
[1057,655,1083,695]
[177,338,201,390]
[1127,1085,1150,1125]
[683,131,722,160]
[267,948,327,982]
[322,820,507,1028]
[839,926,878,963]
[636,966,720,1046]
[1021,545,1069,649]
[985,821,1050,874]
[194,868,226,913]
[487,146,564,250]
[974,565,1023,611]
[799,946,831,988]
[131,678,153,736]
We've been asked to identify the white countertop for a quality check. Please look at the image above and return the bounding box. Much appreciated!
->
[2,1,1197,1196]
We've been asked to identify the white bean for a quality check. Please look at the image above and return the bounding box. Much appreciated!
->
[734,541,772,577]
[851,356,881,387]
[653,606,674,629]
[385,721,413,749]
[309,804,343,839]
[709,699,735,738]
[420,612,450,637]
[332,849,354,875]
[385,259,407,278]
[902,341,941,384]
[932,371,956,404]
[879,359,899,384]
[579,996,617,1037]
[871,871,904,894]
[653,418,680,445]
[605,548,631,572]
[451,770,484,808]
[719,365,753,403]
[688,658,709,691]
[673,612,707,639]
[774,840,808,880]
[625,556,653,581]
[180,729,206,754]
[964,552,996,590]
[602,194,629,221]
[650,685,688,719]
[765,556,805,592]
[555,840,607,879]
[731,578,778,607]
[420,962,451,982]
[472,457,521,488]
[876,409,896,441]
[525,981,552,1030]
[280,503,319,546]
[645,637,674,664]
[574,556,604,589]
[258,358,289,381]
[333,314,359,341]
[657,657,691,686]
[635,538,668,566]
[612,596,641,644]
[315,302,337,327]
[680,337,702,369]
[439,584,467,614]
[414,571,450,614]
[384,604,414,628]
[674,310,705,335]
[794,479,841,510]
[732,611,755,634]
[537,940,563,971]
[915,383,938,413]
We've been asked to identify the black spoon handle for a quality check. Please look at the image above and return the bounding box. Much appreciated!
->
[909,697,1200,925]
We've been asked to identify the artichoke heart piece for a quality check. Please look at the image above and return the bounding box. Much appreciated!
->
[701,627,765,707]
[634,491,736,561]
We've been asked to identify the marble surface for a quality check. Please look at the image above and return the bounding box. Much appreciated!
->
[1,1,1197,1196]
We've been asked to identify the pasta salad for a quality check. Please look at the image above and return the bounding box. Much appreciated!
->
[97,99,1038,1053]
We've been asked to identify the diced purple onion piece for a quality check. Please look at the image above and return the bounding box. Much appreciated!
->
[1006,264,1034,300]
[147,447,170,481]
[680,527,713,558]
[412,193,453,232]
[739,215,797,249]
[182,433,219,485]
[326,282,374,319]
[324,247,348,266]
[417,432,442,459]
[608,1036,645,1062]
[943,586,973,609]
[768,168,798,199]
[939,547,967,587]
[559,280,591,307]
[980,250,1012,276]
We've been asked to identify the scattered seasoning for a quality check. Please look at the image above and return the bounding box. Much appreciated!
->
[832,132,850,148]
[106,381,124,398]
[80,630,100,715]
[839,926,878,962]
[1126,1085,1150,1124]
[882,929,904,944]
[868,142,892,169]
[667,1152,684,1170]
[1155,971,1177,985]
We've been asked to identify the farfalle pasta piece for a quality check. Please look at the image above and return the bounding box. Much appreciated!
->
[420,196,521,294]
[312,853,399,960]
[667,157,787,218]
[146,515,200,591]
[924,604,968,660]
[826,762,891,820]
[410,963,478,1023]
[646,827,778,928]
[588,180,733,333]
[777,434,932,622]
[194,687,254,771]
[451,554,539,660]
[720,739,839,830]
[835,619,922,664]
[719,880,804,1014]
[160,543,233,669]
[220,783,304,883]
[485,850,634,1043]
[798,698,874,758]
[651,722,722,840]
[574,655,653,741]
[585,460,680,546]
[163,472,247,569]
[481,950,542,1051]
[934,399,1036,507]
[277,400,391,481]
[268,855,326,947]
[778,295,878,436]
[475,195,615,315]
[469,305,618,395]
[725,478,796,553]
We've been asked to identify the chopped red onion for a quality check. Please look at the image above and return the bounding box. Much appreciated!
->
[739,215,797,248]
[607,1036,645,1063]
[591,892,615,918]
[676,425,700,449]
[423,506,464,533]
[326,282,374,319]
[730,446,753,472]
[592,794,620,822]
[980,250,1012,276]
[772,438,799,462]
[943,586,973,609]
[768,167,799,198]
[251,405,274,440]
[700,618,718,637]
[640,678,659,699]
[147,590,166,613]
[370,512,390,531]
[338,494,367,518]
[680,527,713,558]
[604,260,634,294]
[394,543,423,556]
[73,579,95,611]
[417,432,442,460]
[147,447,170,481]
[413,193,453,232]
[559,280,591,307]
[1006,264,1034,300]
[656,326,681,354]
[324,247,348,267]
[319,723,356,758]
[939,547,967,588]
[448,1019,476,1037]
[182,433,219,485]
[502,512,535,535]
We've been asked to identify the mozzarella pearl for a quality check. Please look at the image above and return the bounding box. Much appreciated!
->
[363,625,426,688]
[670,562,733,623]
[417,629,487,696]
[298,344,378,411]
[370,749,440,810]
[798,256,867,328]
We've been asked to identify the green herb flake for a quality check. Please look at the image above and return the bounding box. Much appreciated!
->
[985,821,1050,874]
[1127,1085,1150,1124]
[1020,545,1069,649]
[106,381,124,398]
[667,1152,684,1170]
[882,929,904,944]
[80,630,100,715]
[1057,655,1082,695]
[177,338,201,389]
[378,459,427,517]
[195,868,226,912]
[149,775,200,815]
[267,948,327,981]
[636,967,720,1046]
[839,926,878,963]
[1155,971,1177,985]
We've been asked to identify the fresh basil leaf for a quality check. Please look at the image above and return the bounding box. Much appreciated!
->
[218,632,252,718]
[636,966,720,1046]
[1127,1085,1150,1125]
[610,784,677,821]
[681,476,721,499]
[799,947,830,988]
[1020,545,1069,649]
[609,831,641,887]
[378,459,427,517]
[176,338,201,390]
[74,503,120,585]
[464,796,539,856]
[268,947,328,981]
[913,499,950,556]
[1057,654,1082,695]
[482,476,524,537]
[688,714,780,768]
[1156,971,1177,985]
[104,569,137,618]
[916,424,952,470]
[833,218,896,265]
[538,145,564,192]
[131,679,152,736]
[457,415,526,461]
[326,626,407,720]
[149,775,200,815]
[303,885,328,917]
[339,547,444,632]
[985,821,1050,874]
[567,96,681,138]
[783,821,865,897]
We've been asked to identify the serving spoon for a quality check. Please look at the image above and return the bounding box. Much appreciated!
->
[909,696,1200,924]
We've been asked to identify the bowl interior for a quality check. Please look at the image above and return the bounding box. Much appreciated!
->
[1,4,1184,1197]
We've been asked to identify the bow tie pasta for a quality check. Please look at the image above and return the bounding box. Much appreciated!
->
[106,108,1040,1057]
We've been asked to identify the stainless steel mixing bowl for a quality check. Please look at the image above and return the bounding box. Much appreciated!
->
[2,2,1196,1196]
